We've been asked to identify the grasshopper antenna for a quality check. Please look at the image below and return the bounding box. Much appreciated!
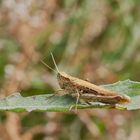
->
[40,59,57,73]
[50,52,60,73]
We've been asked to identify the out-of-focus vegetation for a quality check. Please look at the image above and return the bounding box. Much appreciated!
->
[0,0,140,140]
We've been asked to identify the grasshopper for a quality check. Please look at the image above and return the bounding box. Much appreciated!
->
[41,53,130,106]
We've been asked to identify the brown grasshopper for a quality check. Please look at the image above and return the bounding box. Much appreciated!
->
[41,53,130,106]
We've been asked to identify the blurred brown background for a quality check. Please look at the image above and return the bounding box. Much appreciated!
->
[0,0,140,140]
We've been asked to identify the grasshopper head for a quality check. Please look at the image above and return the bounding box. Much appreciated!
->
[57,72,74,91]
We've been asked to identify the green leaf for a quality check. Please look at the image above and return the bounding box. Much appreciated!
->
[0,80,140,112]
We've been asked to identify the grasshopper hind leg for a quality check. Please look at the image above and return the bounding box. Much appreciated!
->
[69,89,80,112]
[75,89,80,112]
